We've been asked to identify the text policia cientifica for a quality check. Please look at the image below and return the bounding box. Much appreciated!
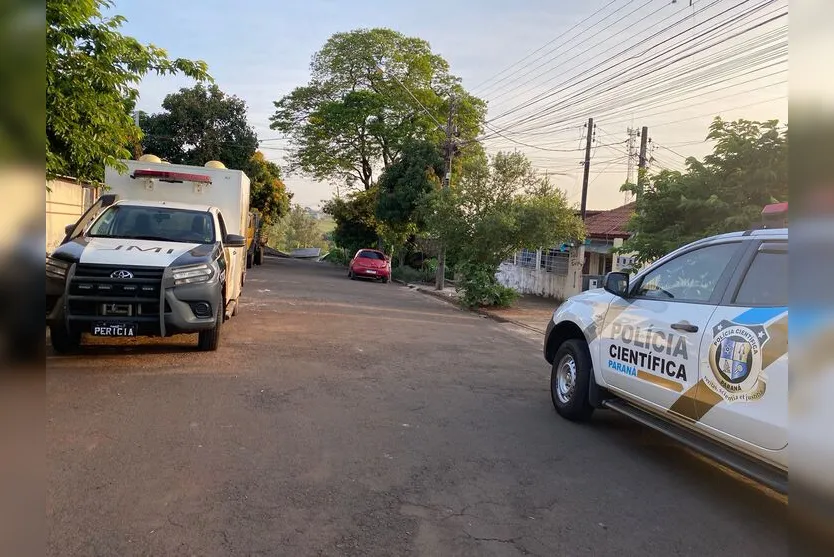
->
[607,322,689,381]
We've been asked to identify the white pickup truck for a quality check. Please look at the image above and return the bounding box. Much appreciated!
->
[46,157,251,352]
[544,221,788,493]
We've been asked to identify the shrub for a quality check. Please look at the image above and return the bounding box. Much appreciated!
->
[322,249,350,266]
[455,261,519,309]
[392,266,424,284]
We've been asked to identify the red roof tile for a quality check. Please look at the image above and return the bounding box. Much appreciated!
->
[583,202,636,239]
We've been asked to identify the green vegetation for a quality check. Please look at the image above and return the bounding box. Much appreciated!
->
[270,28,485,190]
[47,0,211,184]
[425,151,585,308]
[265,204,329,252]
[620,118,788,265]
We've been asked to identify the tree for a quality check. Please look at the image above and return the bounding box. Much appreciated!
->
[47,0,210,184]
[375,139,444,260]
[322,188,380,255]
[139,83,258,171]
[245,151,292,225]
[266,204,326,251]
[270,28,486,190]
[620,118,788,265]
[426,151,585,307]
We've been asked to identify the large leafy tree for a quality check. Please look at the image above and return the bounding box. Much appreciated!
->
[375,139,444,259]
[270,28,486,190]
[245,151,292,224]
[139,83,258,171]
[46,0,210,184]
[426,151,585,306]
[322,188,380,255]
[621,118,788,264]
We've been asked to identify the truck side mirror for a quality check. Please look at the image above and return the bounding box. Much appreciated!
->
[603,271,630,298]
[64,223,75,236]
[224,234,246,248]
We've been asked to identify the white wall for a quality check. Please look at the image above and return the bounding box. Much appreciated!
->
[496,247,584,300]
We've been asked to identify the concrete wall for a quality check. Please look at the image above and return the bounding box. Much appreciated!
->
[46,179,97,254]
[496,247,584,300]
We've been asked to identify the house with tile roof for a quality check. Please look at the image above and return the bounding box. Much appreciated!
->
[496,202,638,299]
[580,201,637,276]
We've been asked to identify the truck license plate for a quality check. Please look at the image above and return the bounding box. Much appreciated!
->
[92,322,137,337]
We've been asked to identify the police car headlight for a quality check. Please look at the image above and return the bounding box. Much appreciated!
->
[172,263,214,286]
[46,256,70,280]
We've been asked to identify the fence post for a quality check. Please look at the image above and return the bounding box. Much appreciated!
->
[536,249,543,271]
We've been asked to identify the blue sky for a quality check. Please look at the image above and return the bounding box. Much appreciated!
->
[114,0,788,209]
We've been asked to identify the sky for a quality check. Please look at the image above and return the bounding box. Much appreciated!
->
[113,0,788,211]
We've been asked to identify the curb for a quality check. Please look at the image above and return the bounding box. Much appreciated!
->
[396,280,546,335]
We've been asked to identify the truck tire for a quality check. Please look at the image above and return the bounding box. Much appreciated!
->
[246,251,253,269]
[254,246,264,266]
[49,324,81,355]
[197,308,222,351]
[550,339,594,422]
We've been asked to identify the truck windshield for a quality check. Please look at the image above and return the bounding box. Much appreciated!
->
[87,205,216,244]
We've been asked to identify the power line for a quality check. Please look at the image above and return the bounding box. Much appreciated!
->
[489,2,785,132]
[470,0,628,94]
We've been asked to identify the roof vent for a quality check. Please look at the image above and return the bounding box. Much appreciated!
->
[138,154,162,163]
[205,160,226,169]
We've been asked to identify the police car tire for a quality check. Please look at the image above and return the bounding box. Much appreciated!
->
[197,309,222,351]
[551,339,594,422]
[49,324,81,354]
[254,247,264,266]
[246,251,253,269]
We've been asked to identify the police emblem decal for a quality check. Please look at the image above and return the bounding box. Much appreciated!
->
[705,319,769,403]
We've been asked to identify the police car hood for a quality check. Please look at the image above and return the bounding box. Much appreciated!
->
[78,237,201,267]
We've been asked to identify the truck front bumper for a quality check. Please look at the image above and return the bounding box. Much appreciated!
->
[46,263,222,337]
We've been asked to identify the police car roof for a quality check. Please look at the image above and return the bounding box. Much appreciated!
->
[688,227,787,247]
[114,199,214,212]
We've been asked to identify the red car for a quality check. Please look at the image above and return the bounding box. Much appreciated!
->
[348,249,391,283]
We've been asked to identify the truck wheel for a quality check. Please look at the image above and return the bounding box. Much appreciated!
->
[246,251,253,269]
[551,339,594,422]
[197,309,222,351]
[254,247,264,266]
[49,324,81,355]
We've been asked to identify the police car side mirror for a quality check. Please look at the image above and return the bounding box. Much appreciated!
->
[603,271,630,298]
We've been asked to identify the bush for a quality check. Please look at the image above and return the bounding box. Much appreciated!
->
[322,249,350,266]
[392,265,424,284]
[455,261,519,309]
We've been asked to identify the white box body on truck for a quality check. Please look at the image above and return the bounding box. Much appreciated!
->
[46,157,252,352]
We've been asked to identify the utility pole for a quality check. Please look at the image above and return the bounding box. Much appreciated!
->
[579,117,594,221]
[435,97,456,290]
[637,126,649,200]
[625,127,639,203]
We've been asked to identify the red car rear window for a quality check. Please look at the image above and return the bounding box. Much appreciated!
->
[358,250,385,260]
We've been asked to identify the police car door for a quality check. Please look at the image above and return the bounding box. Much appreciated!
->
[692,240,788,456]
[599,241,745,415]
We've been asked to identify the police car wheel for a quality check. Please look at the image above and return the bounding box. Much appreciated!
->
[550,339,594,421]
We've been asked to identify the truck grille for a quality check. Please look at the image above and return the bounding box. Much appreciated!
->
[67,264,168,327]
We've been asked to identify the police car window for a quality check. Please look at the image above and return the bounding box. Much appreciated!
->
[734,247,787,307]
[633,243,739,302]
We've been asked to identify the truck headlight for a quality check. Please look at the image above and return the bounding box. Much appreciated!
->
[46,256,70,280]
[172,263,214,286]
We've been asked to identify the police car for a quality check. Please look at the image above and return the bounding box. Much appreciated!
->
[543,212,788,492]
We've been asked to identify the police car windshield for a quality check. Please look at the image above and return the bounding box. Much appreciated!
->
[87,205,216,244]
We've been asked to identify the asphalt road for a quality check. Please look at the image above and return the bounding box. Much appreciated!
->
[47,257,787,556]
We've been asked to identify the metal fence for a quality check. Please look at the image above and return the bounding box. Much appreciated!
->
[506,247,570,276]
